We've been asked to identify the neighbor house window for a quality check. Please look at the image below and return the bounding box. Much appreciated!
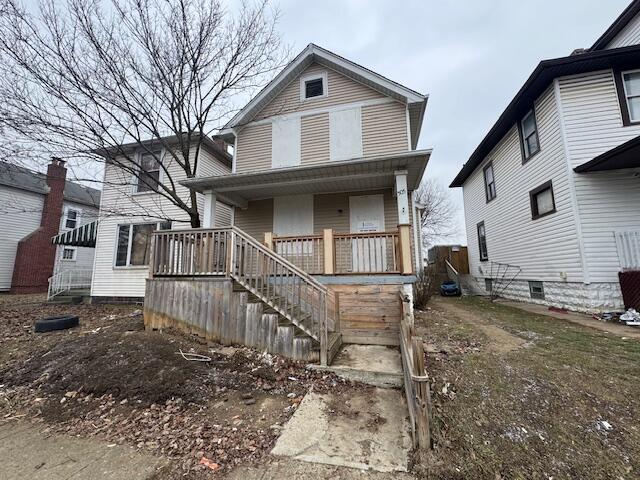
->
[483,162,496,202]
[477,221,488,261]
[620,69,640,124]
[136,152,160,193]
[519,108,540,161]
[64,208,80,229]
[529,281,545,300]
[62,247,77,261]
[300,72,327,101]
[529,180,556,220]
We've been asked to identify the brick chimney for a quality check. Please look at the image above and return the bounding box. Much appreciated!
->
[11,158,67,294]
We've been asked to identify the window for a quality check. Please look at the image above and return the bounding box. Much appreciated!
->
[529,181,556,220]
[483,162,496,202]
[300,72,327,101]
[136,152,160,193]
[329,107,363,161]
[519,109,540,161]
[529,281,545,300]
[271,117,301,168]
[477,221,488,261]
[62,247,77,261]
[619,69,640,125]
[115,223,158,267]
[64,208,80,229]
[485,278,493,292]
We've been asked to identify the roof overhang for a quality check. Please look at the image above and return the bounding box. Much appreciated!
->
[181,150,431,208]
[221,44,428,150]
[574,135,640,173]
[450,44,640,188]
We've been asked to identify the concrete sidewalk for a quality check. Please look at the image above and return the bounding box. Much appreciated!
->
[0,421,165,480]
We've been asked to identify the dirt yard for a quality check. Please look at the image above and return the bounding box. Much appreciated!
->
[416,296,640,480]
[0,294,354,479]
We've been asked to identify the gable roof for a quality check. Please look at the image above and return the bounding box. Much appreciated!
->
[0,161,101,208]
[221,43,428,149]
[591,0,640,50]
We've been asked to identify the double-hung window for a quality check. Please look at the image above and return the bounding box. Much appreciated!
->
[137,152,161,193]
[115,221,171,267]
[477,221,488,261]
[519,109,540,161]
[529,181,556,220]
[483,162,496,202]
[64,208,80,229]
[620,69,640,125]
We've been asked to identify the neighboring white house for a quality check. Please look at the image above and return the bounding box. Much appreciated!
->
[0,160,100,292]
[90,136,233,301]
[450,0,640,312]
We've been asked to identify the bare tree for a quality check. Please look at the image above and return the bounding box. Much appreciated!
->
[414,178,457,249]
[0,0,287,227]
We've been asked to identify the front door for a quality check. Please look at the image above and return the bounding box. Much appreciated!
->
[349,194,386,272]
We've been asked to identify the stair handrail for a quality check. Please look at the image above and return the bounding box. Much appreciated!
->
[47,268,93,300]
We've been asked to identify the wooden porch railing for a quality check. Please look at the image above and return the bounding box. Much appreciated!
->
[150,226,336,365]
[269,229,409,275]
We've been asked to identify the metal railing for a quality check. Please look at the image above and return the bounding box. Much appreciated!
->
[47,268,93,300]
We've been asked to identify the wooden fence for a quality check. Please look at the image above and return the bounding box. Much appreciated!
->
[399,292,431,450]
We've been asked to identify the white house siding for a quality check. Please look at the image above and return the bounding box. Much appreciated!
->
[91,145,231,298]
[195,147,233,227]
[53,200,99,277]
[0,186,44,290]
[605,11,640,48]
[464,86,584,306]
[558,70,640,293]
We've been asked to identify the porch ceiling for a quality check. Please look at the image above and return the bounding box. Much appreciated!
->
[182,150,431,207]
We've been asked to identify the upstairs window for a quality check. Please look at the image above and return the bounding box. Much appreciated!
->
[137,152,160,193]
[529,180,556,220]
[477,221,488,261]
[621,70,640,124]
[300,72,327,101]
[483,162,496,202]
[64,208,80,229]
[519,109,540,161]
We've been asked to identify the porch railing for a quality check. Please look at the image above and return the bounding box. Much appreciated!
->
[615,229,640,270]
[47,268,93,300]
[150,226,336,364]
[272,235,324,274]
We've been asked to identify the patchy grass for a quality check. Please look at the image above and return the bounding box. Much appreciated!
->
[415,296,640,480]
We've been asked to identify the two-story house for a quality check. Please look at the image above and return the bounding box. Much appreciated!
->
[0,159,100,295]
[451,0,640,313]
[143,44,431,365]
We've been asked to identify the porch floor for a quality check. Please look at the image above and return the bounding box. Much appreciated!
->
[308,344,403,388]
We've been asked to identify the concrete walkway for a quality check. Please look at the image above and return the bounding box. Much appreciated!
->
[271,388,411,473]
[0,421,165,480]
[497,300,640,340]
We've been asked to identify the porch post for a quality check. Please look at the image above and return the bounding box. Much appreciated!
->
[323,229,334,275]
[395,170,413,275]
[203,190,217,228]
[264,232,274,250]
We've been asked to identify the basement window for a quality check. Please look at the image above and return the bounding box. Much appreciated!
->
[485,278,493,292]
[529,281,545,300]
[300,72,327,101]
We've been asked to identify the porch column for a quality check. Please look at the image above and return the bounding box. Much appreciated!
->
[203,190,217,228]
[323,229,334,275]
[395,170,413,275]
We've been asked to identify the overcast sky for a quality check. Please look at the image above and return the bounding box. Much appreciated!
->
[274,0,630,244]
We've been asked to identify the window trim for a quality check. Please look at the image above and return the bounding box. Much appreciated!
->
[299,72,328,102]
[528,280,545,300]
[518,108,541,163]
[529,180,557,220]
[132,149,163,195]
[614,68,640,126]
[483,162,497,203]
[61,246,77,262]
[63,207,81,230]
[477,221,488,262]
[113,221,164,269]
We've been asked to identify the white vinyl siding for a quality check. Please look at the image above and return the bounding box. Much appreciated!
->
[53,200,99,276]
[329,107,362,161]
[558,70,640,283]
[464,85,584,283]
[605,11,640,49]
[0,187,44,291]
[271,117,301,168]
